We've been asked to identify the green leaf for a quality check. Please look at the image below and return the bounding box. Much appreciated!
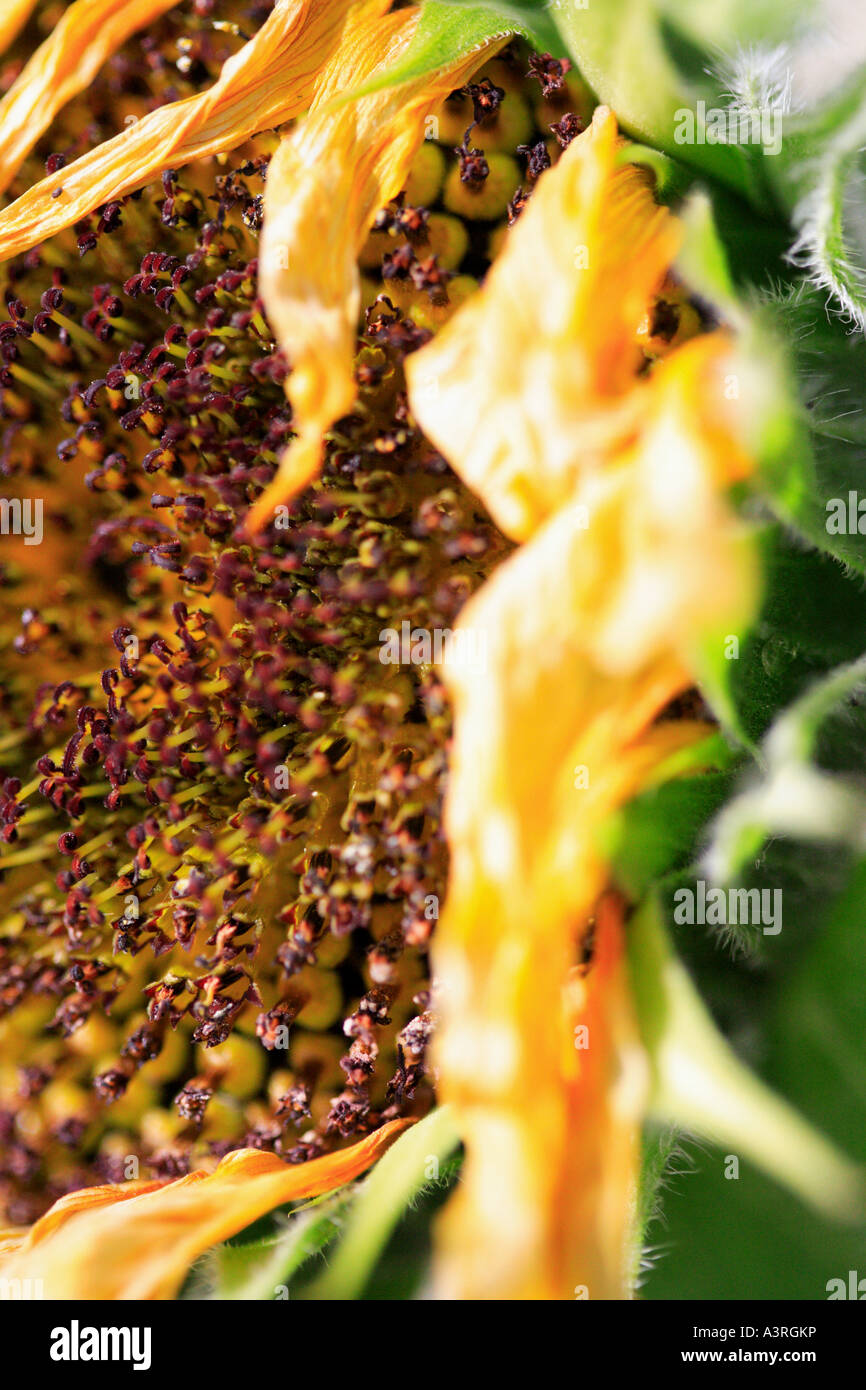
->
[615,142,690,199]
[755,284,866,573]
[606,772,736,901]
[676,191,745,323]
[184,1190,352,1301]
[641,854,866,1299]
[356,1150,462,1299]
[643,1150,866,1299]
[706,655,866,884]
[551,0,807,206]
[725,526,866,744]
[664,200,836,747]
[628,895,866,1221]
[438,0,562,51]
[633,1124,688,1287]
[302,1107,460,1300]
[340,0,563,103]
[674,187,792,325]
[602,727,740,901]
[767,857,866,1160]
[675,211,866,588]
[772,67,866,330]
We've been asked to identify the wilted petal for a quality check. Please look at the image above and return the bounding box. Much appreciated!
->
[407,105,680,542]
[423,182,757,1292]
[246,8,503,531]
[0,0,182,195]
[587,333,755,676]
[0,0,360,261]
[431,468,732,1296]
[563,893,648,1301]
[0,1119,410,1299]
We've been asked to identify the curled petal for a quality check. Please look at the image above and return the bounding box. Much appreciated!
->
[407,105,680,542]
[0,0,360,262]
[588,333,755,676]
[0,0,182,195]
[407,128,755,1298]
[432,494,721,1298]
[0,1120,410,1299]
[425,225,756,1293]
[246,7,503,532]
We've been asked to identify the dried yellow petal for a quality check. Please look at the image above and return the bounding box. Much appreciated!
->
[246,7,504,532]
[408,106,680,542]
[0,1119,410,1299]
[433,474,752,1294]
[0,0,360,261]
[0,0,181,195]
[431,481,723,1297]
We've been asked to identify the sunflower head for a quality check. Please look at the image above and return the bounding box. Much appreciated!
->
[0,8,564,1270]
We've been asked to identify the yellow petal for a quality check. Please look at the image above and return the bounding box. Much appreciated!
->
[431,473,733,1297]
[0,1231,27,1259]
[0,0,360,262]
[245,6,504,533]
[407,105,681,542]
[562,893,646,1301]
[0,0,36,57]
[0,1119,410,1299]
[412,113,758,1292]
[588,333,755,676]
[0,0,182,196]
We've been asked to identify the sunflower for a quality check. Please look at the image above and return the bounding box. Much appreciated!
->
[0,0,864,1303]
